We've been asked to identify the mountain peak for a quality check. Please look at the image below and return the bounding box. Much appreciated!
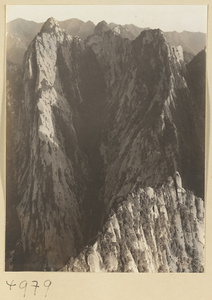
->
[40,17,61,34]
[134,28,166,47]
[144,28,164,38]
[94,20,110,36]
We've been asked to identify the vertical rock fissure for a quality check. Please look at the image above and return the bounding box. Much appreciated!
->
[56,44,108,245]
[77,47,108,242]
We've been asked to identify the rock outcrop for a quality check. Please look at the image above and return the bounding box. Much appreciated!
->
[6,18,205,272]
[7,18,89,270]
[61,177,204,272]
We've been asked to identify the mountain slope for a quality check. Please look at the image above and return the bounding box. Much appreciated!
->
[164,31,206,56]
[86,25,204,215]
[60,19,95,39]
[7,18,42,64]
[6,18,205,271]
[108,22,147,40]
[62,178,204,273]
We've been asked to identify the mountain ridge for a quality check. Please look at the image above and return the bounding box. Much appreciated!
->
[7,17,206,64]
[61,178,204,273]
[6,17,205,271]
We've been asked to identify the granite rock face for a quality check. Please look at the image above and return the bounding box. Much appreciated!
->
[62,178,204,273]
[6,18,205,271]
[7,18,89,270]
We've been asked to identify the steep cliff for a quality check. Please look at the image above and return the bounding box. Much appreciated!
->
[87,26,204,216]
[6,61,24,270]
[8,18,90,270]
[187,50,206,198]
[6,18,205,271]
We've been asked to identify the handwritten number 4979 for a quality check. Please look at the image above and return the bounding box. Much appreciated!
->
[6,279,52,297]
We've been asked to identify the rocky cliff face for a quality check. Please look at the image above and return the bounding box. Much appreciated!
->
[62,177,204,273]
[87,25,204,214]
[6,18,95,65]
[6,18,205,272]
[7,18,90,270]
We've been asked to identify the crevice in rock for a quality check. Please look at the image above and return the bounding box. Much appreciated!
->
[77,47,108,242]
[56,45,108,244]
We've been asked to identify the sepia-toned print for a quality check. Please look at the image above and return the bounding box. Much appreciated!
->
[5,5,206,272]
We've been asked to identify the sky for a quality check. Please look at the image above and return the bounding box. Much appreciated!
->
[6,5,207,33]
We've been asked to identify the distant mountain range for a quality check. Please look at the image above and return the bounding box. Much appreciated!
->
[7,18,206,65]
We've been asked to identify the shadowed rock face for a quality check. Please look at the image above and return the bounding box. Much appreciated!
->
[6,18,205,271]
[186,50,206,198]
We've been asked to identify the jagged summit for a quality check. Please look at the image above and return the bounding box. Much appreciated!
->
[40,17,62,34]
[132,28,184,66]
[136,28,166,44]
[94,20,110,36]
